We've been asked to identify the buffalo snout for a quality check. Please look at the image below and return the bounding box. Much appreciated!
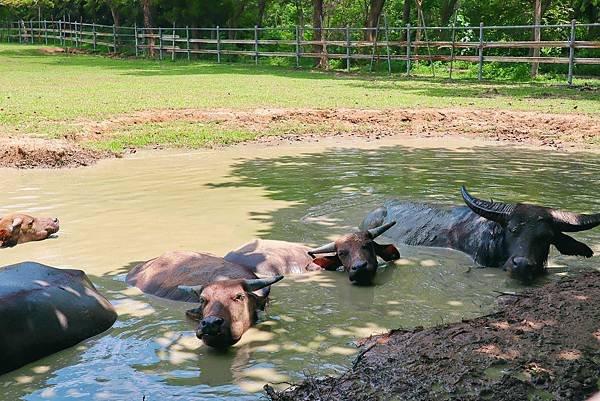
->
[199,316,225,337]
[505,256,538,281]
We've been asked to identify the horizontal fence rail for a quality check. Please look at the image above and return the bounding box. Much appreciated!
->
[1,19,599,84]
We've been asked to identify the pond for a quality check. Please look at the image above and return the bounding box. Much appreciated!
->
[1,137,599,400]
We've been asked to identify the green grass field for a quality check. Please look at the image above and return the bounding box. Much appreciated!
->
[0,43,599,151]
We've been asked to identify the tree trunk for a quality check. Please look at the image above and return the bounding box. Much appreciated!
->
[531,0,541,77]
[312,0,327,68]
[109,5,120,28]
[257,0,267,28]
[365,0,385,41]
[295,0,305,36]
[402,0,411,40]
[228,1,248,39]
[440,0,458,26]
[141,0,154,56]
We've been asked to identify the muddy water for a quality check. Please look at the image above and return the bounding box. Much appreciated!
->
[1,138,599,400]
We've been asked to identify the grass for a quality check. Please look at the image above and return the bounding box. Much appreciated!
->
[0,43,599,151]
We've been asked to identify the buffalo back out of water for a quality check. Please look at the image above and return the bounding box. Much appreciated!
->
[224,239,323,275]
[0,213,59,248]
[126,251,283,348]
[361,187,600,281]
[0,262,117,375]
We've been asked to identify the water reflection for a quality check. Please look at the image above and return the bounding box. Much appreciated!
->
[1,139,599,400]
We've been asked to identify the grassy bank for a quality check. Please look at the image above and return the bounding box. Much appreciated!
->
[0,43,599,153]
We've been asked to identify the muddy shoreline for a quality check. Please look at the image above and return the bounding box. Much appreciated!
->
[267,271,600,401]
[1,107,599,169]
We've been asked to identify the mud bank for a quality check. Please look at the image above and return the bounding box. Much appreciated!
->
[2,107,600,168]
[267,272,600,401]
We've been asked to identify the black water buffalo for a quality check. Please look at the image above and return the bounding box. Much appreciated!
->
[224,222,400,285]
[0,262,117,375]
[361,187,600,281]
[126,251,283,348]
[0,213,60,248]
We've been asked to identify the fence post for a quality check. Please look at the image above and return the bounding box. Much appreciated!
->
[216,25,221,63]
[134,23,139,56]
[29,19,34,44]
[92,22,96,51]
[406,23,411,76]
[568,19,576,86]
[186,25,190,60]
[383,13,391,75]
[75,21,79,47]
[478,22,484,81]
[112,24,117,53]
[254,25,259,65]
[295,26,300,67]
[159,27,163,60]
[171,22,175,61]
[44,20,48,44]
[345,26,351,72]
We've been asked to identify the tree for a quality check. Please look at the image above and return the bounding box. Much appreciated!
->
[141,0,154,55]
[365,0,385,41]
[312,0,327,68]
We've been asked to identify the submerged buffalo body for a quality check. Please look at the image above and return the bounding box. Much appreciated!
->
[126,251,283,348]
[225,223,400,285]
[0,262,117,375]
[0,213,60,248]
[361,187,600,281]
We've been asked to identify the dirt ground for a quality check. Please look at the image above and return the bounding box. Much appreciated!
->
[2,107,600,168]
[266,271,600,401]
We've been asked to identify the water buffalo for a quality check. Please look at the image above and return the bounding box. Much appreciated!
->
[361,187,600,281]
[224,223,400,285]
[0,262,117,375]
[0,213,60,248]
[126,251,283,348]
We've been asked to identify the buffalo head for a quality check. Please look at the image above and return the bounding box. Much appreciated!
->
[307,222,400,285]
[462,186,599,281]
[178,276,283,348]
[0,213,59,248]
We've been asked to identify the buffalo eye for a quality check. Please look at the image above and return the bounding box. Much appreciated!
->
[338,250,349,257]
[233,293,246,302]
[199,296,207,304]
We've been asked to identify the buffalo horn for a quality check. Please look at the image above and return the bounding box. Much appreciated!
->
[461,186,515,224]
[550,209,600,232]
[178,284,204,300]
[367,221,397,239]
[307,242,336,256]
[243,275,284,292]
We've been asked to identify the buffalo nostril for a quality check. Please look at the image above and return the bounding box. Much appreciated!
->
[53,218,59,223]
[351,262,368,271]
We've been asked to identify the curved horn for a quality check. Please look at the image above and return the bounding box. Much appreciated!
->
[242,275,284,292]
[550,209,600,232]
[367,221,396,239]
[178,284,204,300]
[461,186,515,224]
[307,242,336,256]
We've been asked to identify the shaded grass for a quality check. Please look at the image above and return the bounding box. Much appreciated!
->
[0,43,599,149]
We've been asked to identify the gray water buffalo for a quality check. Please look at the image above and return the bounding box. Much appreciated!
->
[0,213,60,248]
[361,187,600,281]
[126,251,283,348]
[0,262,117,375]
[224,223,400,285]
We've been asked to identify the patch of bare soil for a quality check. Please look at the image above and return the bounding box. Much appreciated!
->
[4,107,600,168]
[78,107,600,149]
[267,272,600,401]
[0,137,115,169]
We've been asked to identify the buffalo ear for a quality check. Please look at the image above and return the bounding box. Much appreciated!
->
[313,255,343,271]
[553,232,593,258]
[374,242,400,262]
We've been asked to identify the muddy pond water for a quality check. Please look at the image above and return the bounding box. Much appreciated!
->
[1,137,599,401]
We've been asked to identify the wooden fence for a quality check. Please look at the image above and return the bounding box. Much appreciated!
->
[1,19,600,84]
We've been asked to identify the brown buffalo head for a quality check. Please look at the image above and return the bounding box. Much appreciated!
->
[307,222,400,285]
[178,275,283,348]
[0,213,59,248]
[462,186,600,281]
